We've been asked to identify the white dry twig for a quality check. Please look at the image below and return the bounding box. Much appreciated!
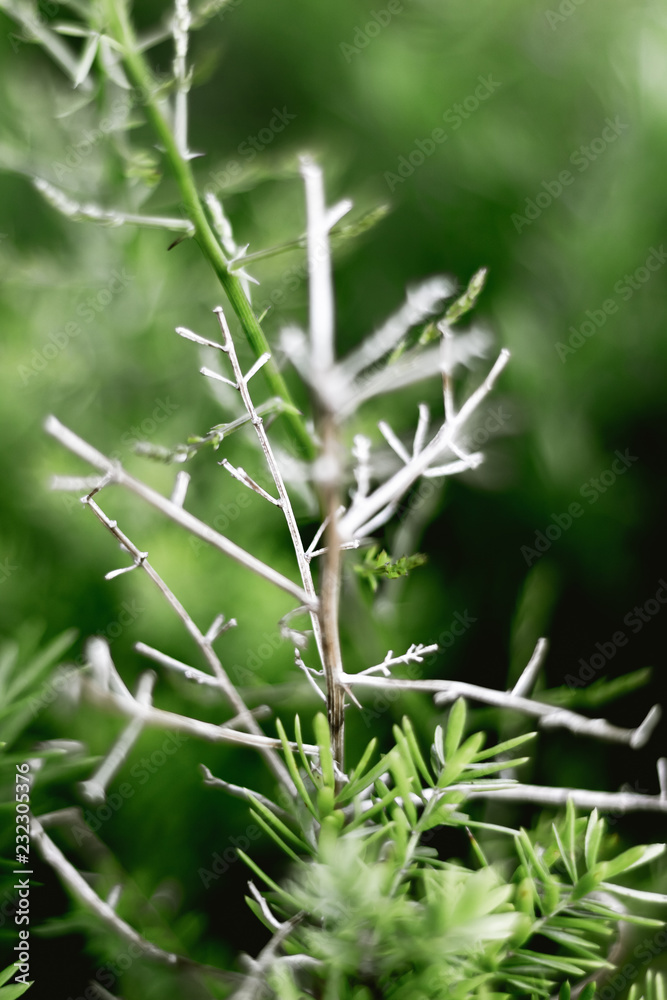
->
[205,612,237,643]
[134,644,219,688]
[79,671,156,804]
[172,0,192,160]
[337,349,511,542]
[79,494,294,790]
[339,345,446,418]
[512,637,549,697]
[358,643,439,677]
[233,889,307,1000]
[199,765,292,822]
[30,813,239,985]
[341,671,661,749]
[170,470,190,508]
[221,457,281,506]
[45,416,314,609]
[30,813,181,965]
[349,434,372,511]
[658,757,667,800]
[413,403,430,457]
[80,678,318,753]
[305,505,346,561]
[340,276,454,383]
[294,647,327,704]
[462,783,667,815]
[86,635,132,699]
[33,177,195,233]
[301,155,339,374]
[210,307,325,670]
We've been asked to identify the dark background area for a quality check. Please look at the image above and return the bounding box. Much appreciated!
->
[0,0,666,996]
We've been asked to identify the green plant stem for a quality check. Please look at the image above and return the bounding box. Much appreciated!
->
[104,0,315,460]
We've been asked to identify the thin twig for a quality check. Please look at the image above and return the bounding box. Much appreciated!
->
[30,813,179,965]
[212,306,326,677]
[82,495,294,791]
[86,636,132,699]
[657,757,667,800]
[79,671,156,804]
[0,0,94,89]
[350,434,372,510]
[36,807,83,828]
[413,403,430,457]
[379,420,411,464]
[45,415,315,609]
[33,178,195,232]
[353,500,401,539]
[316,427,346,773]
[338,349,511,541]
[423,454,483,477]
[199,766,292,822]
[461,783,667,814]
[205,613,237,643]
[307,540,363,560]
[235,898,306,1000]
[441,323,456,422]
[224,706,273,728]
[305,505,346,560]
[341,672,661,748]
[340,276,453,382]
[294,648,327,703]
[30,813,239,983]
[302,155,336,372]
[348,779,667,822]
[170,470,190,507]
[512,637,549,697]
[340,344,446,418]
[172,0,192,160]
[136,642,220,688]
[81,678,318,753]
[358,643,440,676]
[221,458,281,505]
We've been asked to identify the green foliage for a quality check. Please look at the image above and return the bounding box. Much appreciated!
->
[419,266,489,345]
[0,627,78,748]
[136,396,301,464]
[236,706,666,998]
[0,629,84,1000]
[354,546,428,593]
[0,965,32,999]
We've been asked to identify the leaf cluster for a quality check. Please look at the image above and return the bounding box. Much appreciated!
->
[231,701,666,999]
[353,545,428,593]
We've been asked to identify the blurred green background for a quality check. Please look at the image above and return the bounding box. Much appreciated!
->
[1,0,666,996]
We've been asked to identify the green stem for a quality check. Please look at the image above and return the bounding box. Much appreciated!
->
[105,0,315,460]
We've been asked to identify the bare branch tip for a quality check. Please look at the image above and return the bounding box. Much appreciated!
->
[630,704,662,749]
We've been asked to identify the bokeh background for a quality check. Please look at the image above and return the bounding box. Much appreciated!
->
[1,0,666,996]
